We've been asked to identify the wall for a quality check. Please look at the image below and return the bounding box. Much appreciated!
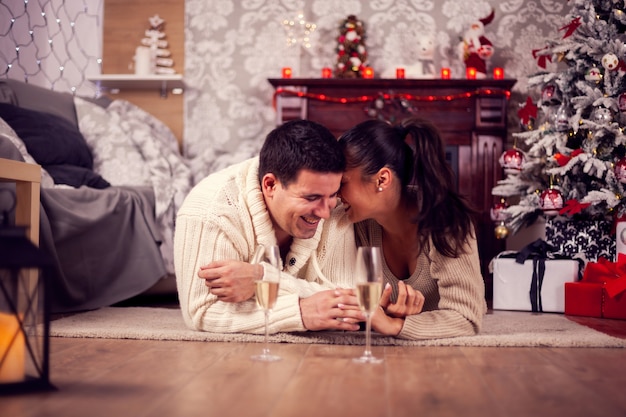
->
[183,0,571,181]
[1,0,572,183]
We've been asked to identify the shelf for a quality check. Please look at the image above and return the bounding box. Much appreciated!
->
[88,74,184,97]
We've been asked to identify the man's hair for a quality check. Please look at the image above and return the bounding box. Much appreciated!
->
[258,119,345,186]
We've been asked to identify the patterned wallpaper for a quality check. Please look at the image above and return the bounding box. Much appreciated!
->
[1,0,571,181]
[184,0,570,180]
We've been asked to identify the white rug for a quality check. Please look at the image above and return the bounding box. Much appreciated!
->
[50,307,626,348]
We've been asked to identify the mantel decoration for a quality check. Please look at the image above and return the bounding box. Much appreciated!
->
[273,86,511,124]
[134,14,175,75]
[0,190,53,393]
[458,8,495,79]
[334,15,368,78]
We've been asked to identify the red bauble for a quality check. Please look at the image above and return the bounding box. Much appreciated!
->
[499,148,525,174]
[490,198,509,222]
[540,188,564,216]
[615,157,626,184]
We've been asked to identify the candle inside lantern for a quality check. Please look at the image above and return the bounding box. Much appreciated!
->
[281,67,292,78]
[493,67,504,79]
[0,312,25,383]
[466,67,477,80]
[321,67,332,78]
[362,67,374,79]
[396,68,405,79]
[441,67,451,79]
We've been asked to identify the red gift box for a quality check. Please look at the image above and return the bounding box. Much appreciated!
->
[565,255,626,319]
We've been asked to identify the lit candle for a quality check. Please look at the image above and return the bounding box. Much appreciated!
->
[396,68,405,79]
[441,67,451,79]
[0,312,25,383]
[362,67,374,79]
[493,67,504,79]
[281,67,292,78]
[321,67,332,78]
[466,67,477,79]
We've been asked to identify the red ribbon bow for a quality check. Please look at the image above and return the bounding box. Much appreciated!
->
[583,255,626,299]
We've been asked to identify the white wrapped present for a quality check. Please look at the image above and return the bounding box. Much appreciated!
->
[492,257,580,313]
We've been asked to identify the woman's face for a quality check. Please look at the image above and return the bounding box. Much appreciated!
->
[339,166,378,223]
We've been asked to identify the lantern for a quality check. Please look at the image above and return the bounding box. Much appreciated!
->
[0,204,53,393]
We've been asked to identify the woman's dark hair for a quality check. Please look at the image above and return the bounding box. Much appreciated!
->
[259,119,345,186]
[338,117,477,258]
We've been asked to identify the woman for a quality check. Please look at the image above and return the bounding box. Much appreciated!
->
[337,117,486,339]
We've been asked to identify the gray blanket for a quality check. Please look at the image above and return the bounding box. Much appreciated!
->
[1,135,166,313]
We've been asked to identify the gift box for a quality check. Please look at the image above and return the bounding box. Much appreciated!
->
[565,255,626,319]
[492,239,581,313]
[545,218,615,262]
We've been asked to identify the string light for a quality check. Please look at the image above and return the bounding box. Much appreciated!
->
[1,0,103,95]
[274,87,510,105]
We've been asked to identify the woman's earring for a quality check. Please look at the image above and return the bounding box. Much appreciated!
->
[377,186,383,192]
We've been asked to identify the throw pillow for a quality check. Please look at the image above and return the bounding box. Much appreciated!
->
[74,97,152,187]
[0,116,55,188]
[0,102,93,168]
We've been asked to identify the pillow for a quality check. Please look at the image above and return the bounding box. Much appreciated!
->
[74,97,152,187]
[44,165,110,189]
[0,102,93,168]
[0,116,55,188]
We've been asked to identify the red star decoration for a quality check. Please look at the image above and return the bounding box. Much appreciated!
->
[560,16,581,38]
[517,96,538,125]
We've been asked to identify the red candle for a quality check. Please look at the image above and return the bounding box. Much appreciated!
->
[282,67,292,78]
[362,67,374,79]
[440,67,451,79]
[396,68,405,79]
[493,67,504,79]
[321,67,332,78]
[466,67,477,79]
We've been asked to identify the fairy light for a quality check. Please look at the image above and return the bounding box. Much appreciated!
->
[274,87,510,105]
[1,0,103,95]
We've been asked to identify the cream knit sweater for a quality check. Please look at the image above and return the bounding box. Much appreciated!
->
[174,157,357,334]
[356,220,487,340]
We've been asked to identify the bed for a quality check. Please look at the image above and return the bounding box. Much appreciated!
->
[0,79,192,313]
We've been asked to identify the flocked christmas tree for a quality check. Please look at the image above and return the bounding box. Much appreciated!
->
[491,0,626,242]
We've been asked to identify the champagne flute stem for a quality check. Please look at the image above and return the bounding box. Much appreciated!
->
[263,309,270,356]
[365,313,372,358]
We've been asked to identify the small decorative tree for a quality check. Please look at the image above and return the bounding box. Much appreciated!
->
[334,15,367,78]
[139,14,175,75]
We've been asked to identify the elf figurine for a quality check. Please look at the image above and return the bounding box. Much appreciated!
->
[459,9,495,79]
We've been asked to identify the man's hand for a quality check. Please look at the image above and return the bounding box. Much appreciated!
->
[299,289,363,331]
[198,260,262,302]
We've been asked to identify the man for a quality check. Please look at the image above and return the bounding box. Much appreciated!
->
[174,119,362,334]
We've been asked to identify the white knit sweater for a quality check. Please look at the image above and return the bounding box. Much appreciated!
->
[174,157,357,334]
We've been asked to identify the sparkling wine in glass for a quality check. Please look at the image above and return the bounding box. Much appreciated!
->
[251,244,282,362]
[353,246,384,364]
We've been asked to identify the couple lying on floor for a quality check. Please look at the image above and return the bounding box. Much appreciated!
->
[173,118,486,341]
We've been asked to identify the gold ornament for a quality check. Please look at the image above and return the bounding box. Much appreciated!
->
[494,223,509,239]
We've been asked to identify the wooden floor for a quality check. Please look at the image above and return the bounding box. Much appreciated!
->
[2,296,626,417]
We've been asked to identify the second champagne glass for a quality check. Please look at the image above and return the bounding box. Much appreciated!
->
[250,244,282,362]
[353,246,384,364]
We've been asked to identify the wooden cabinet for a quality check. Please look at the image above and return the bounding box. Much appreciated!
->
[268,78,516,297]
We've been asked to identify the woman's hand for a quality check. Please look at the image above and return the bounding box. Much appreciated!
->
[380,281,424,318]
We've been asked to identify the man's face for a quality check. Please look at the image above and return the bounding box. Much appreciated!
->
[262,169,342,243]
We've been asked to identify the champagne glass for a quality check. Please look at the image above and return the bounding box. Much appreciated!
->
[250,244,282,362]
[353,246,384,364]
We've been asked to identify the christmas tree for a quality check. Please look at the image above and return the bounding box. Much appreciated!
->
[334,15,368,78]
[491,0,626,239]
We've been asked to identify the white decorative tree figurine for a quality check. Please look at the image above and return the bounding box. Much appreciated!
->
[138,14,175,75]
